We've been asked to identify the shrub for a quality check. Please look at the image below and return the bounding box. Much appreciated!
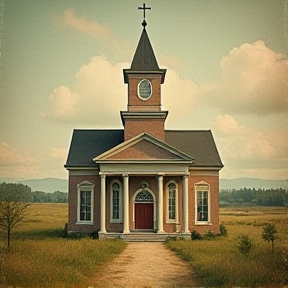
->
[237,234,253,254]
[262,223,277,253]
[191,230,202,240]
[219,224,228,237]
[203,230,217,240]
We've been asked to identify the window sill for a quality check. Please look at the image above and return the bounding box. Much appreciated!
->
[76,221,93,225]
[195,222,212,226]
[110,220,123,224]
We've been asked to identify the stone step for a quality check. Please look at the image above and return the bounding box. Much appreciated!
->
[120,233,168,242]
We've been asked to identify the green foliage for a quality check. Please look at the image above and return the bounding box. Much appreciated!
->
[191,230,202,240]
[203,230,218,240]
[220,187,288,206]
[31,191,68,203]
[219,224,228,236]
[0,182,32,202]
[262,223,277,252]
[237,234,253,254]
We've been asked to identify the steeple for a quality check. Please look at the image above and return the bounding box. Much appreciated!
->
[123,7,166,84]
[130,28,160,71]
[121,5,168,141]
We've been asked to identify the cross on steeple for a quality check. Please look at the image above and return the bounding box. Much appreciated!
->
[138,3,151,27]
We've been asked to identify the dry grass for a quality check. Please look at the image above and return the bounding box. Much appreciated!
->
[166,206,288,287]
[0,203,126,288]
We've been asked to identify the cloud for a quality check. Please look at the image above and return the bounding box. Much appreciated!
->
[0,142,34,166]
[43,56,128,126]
[59,8,110,39]
[202,40,288,115]
[49,147,67,161]
[213,115,288,179]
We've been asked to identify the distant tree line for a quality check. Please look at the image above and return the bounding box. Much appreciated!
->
[0,182,67,203]
[30,191,68,203]
[220,188,288,207]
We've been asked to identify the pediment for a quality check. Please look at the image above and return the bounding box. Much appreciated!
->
[94,133,194,163]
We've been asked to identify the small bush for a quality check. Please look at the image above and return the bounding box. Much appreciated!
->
[262,223,277,253]
[67,231,87,240]
[191,230,202,240]
[219,224,228,237]
[203,230,218,240]
[237,234,253,254]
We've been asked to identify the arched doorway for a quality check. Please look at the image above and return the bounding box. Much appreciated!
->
[134,190,154,229]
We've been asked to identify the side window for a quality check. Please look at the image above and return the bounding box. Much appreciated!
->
[195,182,210,224]
[166,182,178,223]
[110,180,123,223]
[77,181,94,224]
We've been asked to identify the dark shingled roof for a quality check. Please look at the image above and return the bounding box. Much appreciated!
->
[130,28,160,71]
[165,130,223,168]
[123,28,166,84]
[65,129,223,168]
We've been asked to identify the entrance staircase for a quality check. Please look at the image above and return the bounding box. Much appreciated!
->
[103,231,180,242]
[121,232,168,242]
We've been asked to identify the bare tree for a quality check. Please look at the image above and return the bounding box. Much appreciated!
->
[0,183,31,252]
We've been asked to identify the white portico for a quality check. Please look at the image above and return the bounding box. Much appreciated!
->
[94,132,193,238]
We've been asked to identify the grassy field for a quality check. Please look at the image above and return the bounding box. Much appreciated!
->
[0,203,126,288]
[1,204,287,287]
[166,206,288,287]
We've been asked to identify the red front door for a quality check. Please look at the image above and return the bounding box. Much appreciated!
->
[135,203,154,229]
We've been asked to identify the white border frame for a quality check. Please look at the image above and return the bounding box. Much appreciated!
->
[132,188,156,229]
[194,181,211,225]
[165,181,179,224]
[137,79,152,101]
[76,180,94,225]
[110,179,123,224]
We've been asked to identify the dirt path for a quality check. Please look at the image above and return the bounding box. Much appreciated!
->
[93,242,202,288]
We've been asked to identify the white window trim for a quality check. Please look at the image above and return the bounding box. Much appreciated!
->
[132,188,156,226]
[166,181,179,224]
[110,179,123,223]
[137,79,152,101]
[76,180,94,225]
[194,181,211,225]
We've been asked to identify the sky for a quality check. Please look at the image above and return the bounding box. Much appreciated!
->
[0,0,287,181]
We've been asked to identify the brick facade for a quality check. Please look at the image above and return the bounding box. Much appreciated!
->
[68,172,220,235]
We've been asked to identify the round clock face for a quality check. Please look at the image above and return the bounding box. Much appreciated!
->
[137,79,152,100]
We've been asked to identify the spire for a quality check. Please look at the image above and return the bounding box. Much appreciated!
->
[130,28,160,71]
[123,4,166,84]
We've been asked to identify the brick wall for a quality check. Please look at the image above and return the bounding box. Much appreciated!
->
[124,118,165,141]
[68,172,220,235]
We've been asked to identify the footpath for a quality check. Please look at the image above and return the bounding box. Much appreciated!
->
[93,242,202,288]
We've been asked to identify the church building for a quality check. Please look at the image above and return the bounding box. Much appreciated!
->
[65,6,223,240]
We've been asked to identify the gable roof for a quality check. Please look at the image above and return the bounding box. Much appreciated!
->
[65,129,223,169]
[94,132,194,163]
[165,130,224,168]
[65,129,123,168]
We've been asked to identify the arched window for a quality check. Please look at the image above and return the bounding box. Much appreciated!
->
[77,181,94,224]
[110,180,123,223]
[166,182,178,223]
[135,190,154,203]
[195,181,210,224]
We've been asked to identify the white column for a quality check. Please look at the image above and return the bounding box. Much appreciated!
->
[123,174,130,234]
[183,174,190,234]
[157,174,164,233]
[100,173,106,233]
